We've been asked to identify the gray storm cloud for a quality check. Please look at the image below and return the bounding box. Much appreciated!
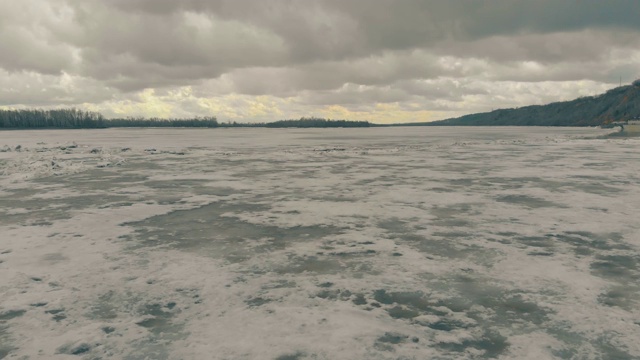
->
[1,0,639,121]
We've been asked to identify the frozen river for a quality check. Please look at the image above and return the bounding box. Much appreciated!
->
[1,127,639,359]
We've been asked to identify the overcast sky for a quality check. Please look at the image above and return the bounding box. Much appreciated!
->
[1,0,639,123]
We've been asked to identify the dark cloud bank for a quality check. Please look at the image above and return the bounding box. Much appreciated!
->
[1,0,639,122]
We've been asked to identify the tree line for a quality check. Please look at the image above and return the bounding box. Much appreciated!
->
[264,117,371,128]
[0,109,219,129]
[105,116,218,128]
[0,109,107,129]
[0,110,373,129]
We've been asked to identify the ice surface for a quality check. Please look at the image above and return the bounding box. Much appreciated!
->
[1,127,639,359]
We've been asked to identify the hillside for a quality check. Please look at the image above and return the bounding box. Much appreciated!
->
[422,82,640,126]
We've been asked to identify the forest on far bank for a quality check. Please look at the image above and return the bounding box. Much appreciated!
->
[0,110,372,129]
[0,109,218,129]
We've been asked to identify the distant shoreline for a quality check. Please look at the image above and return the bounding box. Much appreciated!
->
[0,124,616,131]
